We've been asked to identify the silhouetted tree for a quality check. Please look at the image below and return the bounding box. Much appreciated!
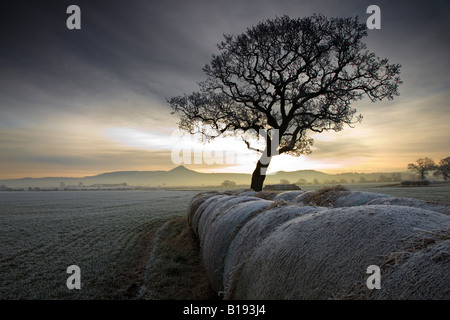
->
[433,157,450,181]
[169,15,402,191]
[407,157,436,180]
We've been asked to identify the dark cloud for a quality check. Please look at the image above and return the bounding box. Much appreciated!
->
[2,0,448,111]
[0,0,449,177]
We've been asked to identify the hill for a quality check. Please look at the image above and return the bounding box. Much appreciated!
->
[0,166,413,189]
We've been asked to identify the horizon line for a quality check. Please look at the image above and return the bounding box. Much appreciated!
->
[0,165,412,181]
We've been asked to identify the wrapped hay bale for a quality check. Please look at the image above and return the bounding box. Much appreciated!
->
[371,237,450,300]
[253,191,279,200]
[227,205,450,300]
[366,197,450,215]
[332,191,391,207]
[187,191,221,228]
[191,194,231,237]
[201,198,273,293]
[197,196,262,246]
[292,186,392,208]
[273,191,305,202]
[223,204,326,294]
[229,189,257,197]
[296,185,351,206]
[292,190,316,203]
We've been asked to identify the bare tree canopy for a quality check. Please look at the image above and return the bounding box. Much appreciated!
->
[407,157,437,180]
[169,15,402,191]
[433,157,450,181]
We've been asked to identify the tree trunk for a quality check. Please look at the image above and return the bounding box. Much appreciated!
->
[249,129,277,191]
[250,158,271,192]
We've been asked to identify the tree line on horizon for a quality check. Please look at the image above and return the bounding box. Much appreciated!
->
[407,157,450,181]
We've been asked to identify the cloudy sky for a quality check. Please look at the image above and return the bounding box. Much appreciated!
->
[0,0,449,179]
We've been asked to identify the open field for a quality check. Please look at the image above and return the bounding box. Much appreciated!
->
[0,183,448,300]
[0,190,198,299]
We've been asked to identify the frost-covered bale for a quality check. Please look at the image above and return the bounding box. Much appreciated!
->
[239,190,258,196]
[296,185,351,206]
[228,205,450,300]
[331,191,391,207]
[197,196,262,246]
[191,194,231,237]
[292,186,392,208]
[201,198,273,293]
[229,189,257,197]
[292,190,316,203]
[223,204,326,293]
[253,191,278,200]
[371,238,450,300]
[187,191,221,228]
[366,197,450,215]
[273,191,305,202]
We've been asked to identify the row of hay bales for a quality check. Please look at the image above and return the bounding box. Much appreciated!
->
[187,187,450,299]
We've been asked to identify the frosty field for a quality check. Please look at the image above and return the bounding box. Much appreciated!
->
[0,184,448,300]
[0,190,198,299]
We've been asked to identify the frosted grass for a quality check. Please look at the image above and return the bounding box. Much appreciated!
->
[0,190,198,299]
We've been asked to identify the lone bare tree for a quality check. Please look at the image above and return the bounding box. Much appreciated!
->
[169,15,402,191]
[433,157,450,181]
[407,157,436,180]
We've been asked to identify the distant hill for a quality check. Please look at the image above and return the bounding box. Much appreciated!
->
[0,166,413,189]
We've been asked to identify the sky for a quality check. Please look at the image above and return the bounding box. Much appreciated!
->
[0,0,449,179]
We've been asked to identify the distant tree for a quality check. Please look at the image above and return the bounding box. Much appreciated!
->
[169,15,402,191]
[296,178,308,185]
[433,157,450,181]
[378,175,391,182]
[313,178,319,185]
[359,177,367,183]
[407,158,436,180]
[221,180,236,188]
[280,179,290,184]
[391,173,402,182]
